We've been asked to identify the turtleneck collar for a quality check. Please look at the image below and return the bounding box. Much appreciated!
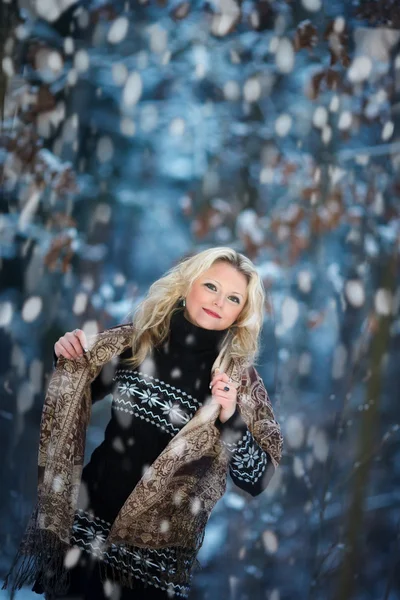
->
[167,307,229,354]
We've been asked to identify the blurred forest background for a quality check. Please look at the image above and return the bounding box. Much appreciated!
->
[0,0,400,599]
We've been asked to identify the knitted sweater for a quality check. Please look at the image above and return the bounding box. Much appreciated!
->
[52,309,274,597]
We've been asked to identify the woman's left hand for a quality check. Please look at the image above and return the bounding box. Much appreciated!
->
[209,368,238,423]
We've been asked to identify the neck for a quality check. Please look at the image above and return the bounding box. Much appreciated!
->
[167,307,229,354]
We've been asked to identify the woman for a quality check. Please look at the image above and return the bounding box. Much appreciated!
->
[3,247,283,600]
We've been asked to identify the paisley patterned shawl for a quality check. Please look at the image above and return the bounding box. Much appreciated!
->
[2,324,283,597]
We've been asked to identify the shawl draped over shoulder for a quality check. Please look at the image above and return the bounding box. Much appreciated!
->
[3,323,283,597]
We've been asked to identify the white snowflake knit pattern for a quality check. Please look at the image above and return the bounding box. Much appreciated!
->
[113,369,202,436]
[70,509,191,598]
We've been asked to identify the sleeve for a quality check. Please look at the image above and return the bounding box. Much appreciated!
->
[215,367,283,497]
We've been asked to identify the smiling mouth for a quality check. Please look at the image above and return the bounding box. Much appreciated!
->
[203,308,221,318]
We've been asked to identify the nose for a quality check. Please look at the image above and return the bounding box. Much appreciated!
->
[213,294,224,308]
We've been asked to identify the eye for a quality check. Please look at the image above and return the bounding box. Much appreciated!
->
[205,283,240,304]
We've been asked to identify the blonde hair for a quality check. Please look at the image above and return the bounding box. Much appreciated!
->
[122,247,267,369]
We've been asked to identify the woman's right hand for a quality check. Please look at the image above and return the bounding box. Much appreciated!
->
[54,329,88,360]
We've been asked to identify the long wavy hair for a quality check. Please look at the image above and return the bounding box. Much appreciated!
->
[121,247,267,369]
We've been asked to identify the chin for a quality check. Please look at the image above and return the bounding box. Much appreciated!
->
[203,316,226,329]
[200,319,217,330]
[196,312,217,328]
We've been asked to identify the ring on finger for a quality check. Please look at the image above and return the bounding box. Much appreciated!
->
[223,385,230,392]
[73,329,79,335]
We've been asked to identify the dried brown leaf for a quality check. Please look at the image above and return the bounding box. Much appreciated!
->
[294,20,318,52]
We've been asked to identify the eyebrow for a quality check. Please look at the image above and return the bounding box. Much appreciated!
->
[206,278,244,297]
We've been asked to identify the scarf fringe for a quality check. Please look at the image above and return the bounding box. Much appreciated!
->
[95,543,199,598]
[2,538,202,599]
[2,506,71,598]
[3,506,206,599]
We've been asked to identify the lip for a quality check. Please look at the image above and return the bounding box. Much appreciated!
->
[203,308,221,319]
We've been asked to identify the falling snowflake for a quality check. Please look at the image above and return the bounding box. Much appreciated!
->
[64,546,81,569]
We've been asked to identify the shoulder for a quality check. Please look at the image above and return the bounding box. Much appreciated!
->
[235,359,259,382]
[88,323,135,357]
[95,323,135,341]
[228,358,262,392]
[238,363,268,397]
[100,322,134,333]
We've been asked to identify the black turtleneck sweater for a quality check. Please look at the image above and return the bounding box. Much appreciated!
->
[80,307,230,523]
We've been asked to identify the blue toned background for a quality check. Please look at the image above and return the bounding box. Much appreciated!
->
[1,1,400,599]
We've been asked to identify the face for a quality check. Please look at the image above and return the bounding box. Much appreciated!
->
[184,261,248,330]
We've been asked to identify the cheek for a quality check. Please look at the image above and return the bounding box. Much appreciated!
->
[231,304,243,319]
[230,301,241,312]
[224,306,240,322]
[189,287,205,304]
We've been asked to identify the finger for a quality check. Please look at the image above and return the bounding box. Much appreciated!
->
[54,341,75,360]
[66,331,87,356]
[210,380,228,394]
[69,330,88,352]
[211,393,232,408]
[74,329,88,351]
[59,337,83,359]
[217,377,239,390]
[215,380,236,393]
[210,372,229,388]
[212,386,232,399]
[65,335,85,357]
[60,340,81,359]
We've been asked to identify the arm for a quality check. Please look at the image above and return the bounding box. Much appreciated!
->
[216,366,283,497]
